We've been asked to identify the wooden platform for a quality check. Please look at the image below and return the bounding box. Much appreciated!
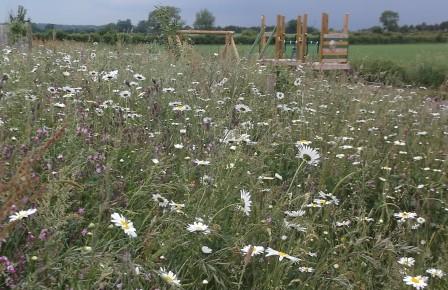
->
[258,59,351,71]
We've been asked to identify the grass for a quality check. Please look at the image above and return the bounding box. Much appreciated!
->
[0,42,447,289]
[195,43,448,88]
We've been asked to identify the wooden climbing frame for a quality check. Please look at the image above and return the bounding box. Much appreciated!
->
[257,14,308,64]
[176,30,240,61]
[314,13,351,70]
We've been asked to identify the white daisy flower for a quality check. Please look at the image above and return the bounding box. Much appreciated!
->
[240,245,265,256]
[159,267,181,287]
[394,212,417,222]
[193,159,210,166]
[296,144,320,166]
[265,248,300,263]
[201,246,213,254]
[398,257,415,267]
[186,221,210,235]
[235,104,252,113]
[239,189,252,216]
[426,268,445,278]
[54,103,66,108]
[110,212,137,238]
[133,73,146,81]
[276,92,285,100]
[9,208,37,222]
[284,210,306,217]
[403,275,428,289]
[119,90,131,98]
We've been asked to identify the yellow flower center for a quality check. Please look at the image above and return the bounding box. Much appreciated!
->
[162,274,174,283]
[278,251,288,257]
[411,277,420,284]
[120,219,130,230]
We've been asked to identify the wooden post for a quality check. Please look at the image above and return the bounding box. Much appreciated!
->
[275,15,282,59]
[343,14,350,33]
[281,15,285,58]
[302,14,308,62]
[320,13,329,62]
[222,33,231,58]
[276,15,285,59]
[26,21,32,52]
[0,24,8,46]
[230,35,240,61]
[260,15,266,53]
[296,16,302,61]
[52,28,56,41]
[175,34,182,46]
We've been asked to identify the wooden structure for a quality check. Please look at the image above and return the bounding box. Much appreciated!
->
[0,24,8,47]
[258,14,308,63]
[176,30,240,61]
[257,13,351,71]
[313,13,350,70]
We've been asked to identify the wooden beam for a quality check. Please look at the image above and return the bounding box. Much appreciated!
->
[230,35,240,61]
[323,41,349,46]
[343,14,350,33]
[322,48,348,54]
[322,58,348,63]
[323,33,349,39]
[276,15,282,59]
[260,15,266,53]
[26,22,32,52]
[177,30,235,35]
[312,62,351,70]
[296,16,302,61]
[302,14,308,62]
[320,13,329,61]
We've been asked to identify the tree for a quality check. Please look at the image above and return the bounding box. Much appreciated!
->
[286,19,297,34]
[116,19,133,33]
[147,5,183,36]
[193,9,215,30]
[9,5,28,23]
[380,10,399,32]
[135,20,148,33]
[8,5,30,43]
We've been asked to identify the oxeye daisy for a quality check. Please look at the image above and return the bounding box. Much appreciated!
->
[240,245,265,256]
[276,92,285,100]
[47,86,57,94]
[159,267,181,287]
[9,208,37,222]
[265,248,300,263]
[426,268,445,278]
[398,257,415,267]
[235,104,252,113]
[186,221,210,235]
[403,275,428,289]
[296,144,320,166]
[119,90,131,98]
[394,211,417,222]
[133,73,146,81]
[238,189,252,216]
[110,212,137,238]
[193,159,210,166]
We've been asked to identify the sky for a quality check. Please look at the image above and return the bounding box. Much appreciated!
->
[2,0,447,30]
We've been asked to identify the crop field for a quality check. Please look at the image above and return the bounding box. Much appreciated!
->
[0,43,447,289]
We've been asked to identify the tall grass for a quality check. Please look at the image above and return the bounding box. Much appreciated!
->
[0,43,447,289]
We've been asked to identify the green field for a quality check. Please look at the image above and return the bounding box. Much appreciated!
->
[193,43,448,87]
[195,43,448,65]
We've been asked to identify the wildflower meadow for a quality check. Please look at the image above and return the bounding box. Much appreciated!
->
[0,43,447,289]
